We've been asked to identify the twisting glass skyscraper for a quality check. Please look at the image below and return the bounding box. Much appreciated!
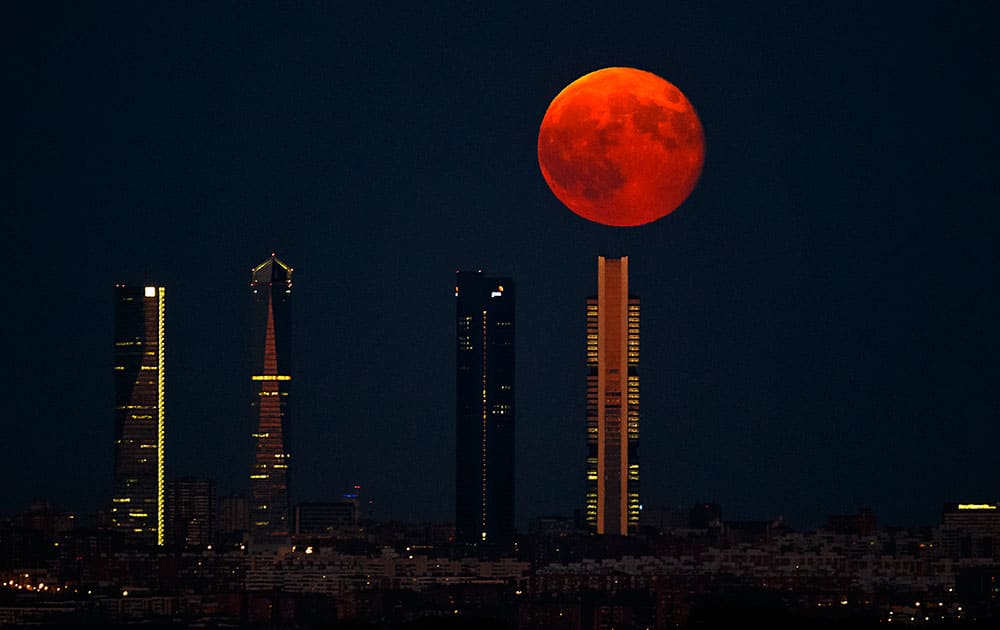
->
[249,254,293,544]
[112,284,165,545]
[455,271,515,545]
[586,256,640,535]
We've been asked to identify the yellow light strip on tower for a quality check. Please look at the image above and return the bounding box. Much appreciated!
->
[156,287,165,547]
[251,375,291,381]
[958,504,997,510]
[251,255,292,275]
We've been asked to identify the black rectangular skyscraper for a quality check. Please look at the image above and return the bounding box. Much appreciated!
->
[249,254,293,545]
[455,271,515,545]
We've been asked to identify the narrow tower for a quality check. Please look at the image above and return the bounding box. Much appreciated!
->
[249,254,293,544]
[585,256,640,535]
[455,271,515,545]
[112,284,166,545]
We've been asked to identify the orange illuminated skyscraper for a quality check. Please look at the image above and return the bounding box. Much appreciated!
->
[585,256,640,535]
[249,254,293,544]
[112,284,166,545]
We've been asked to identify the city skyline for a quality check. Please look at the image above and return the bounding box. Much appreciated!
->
[84,250,998,536]
[6,3,997,531]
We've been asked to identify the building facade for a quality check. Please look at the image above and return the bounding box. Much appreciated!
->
[585,256,640,535]
[455,271,515,545]
[164,477,215,549]
[249,254,294,544]
[112,284,166,545]
[941,503,1000,559]
[217,494,249,544]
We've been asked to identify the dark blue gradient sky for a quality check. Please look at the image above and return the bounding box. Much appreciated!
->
[5,2,998,529]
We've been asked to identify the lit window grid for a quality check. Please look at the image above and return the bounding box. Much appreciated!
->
[586,258,640,535]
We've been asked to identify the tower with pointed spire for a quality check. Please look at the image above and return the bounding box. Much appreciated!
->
[248,254,293,544]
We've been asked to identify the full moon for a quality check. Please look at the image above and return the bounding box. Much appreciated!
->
[538,67,705,227]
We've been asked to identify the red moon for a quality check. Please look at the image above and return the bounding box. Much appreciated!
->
[538,67,705,227]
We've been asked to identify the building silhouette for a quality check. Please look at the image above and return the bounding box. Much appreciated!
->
[941,503,1000,559]
[217,493,249,545]
[164,477,215,549]
[295,502,358,535]
[455,270,515,545]
[111,284,166,545]
[585,256,640,535]
[249,254,293,544]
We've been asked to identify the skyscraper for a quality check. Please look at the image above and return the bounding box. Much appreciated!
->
[585,256,640,535]
[455,271,515,545]
[249,254,293,544]
[112,284,165,545]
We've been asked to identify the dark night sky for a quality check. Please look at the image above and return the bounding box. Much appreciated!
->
[4,2,998,530]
